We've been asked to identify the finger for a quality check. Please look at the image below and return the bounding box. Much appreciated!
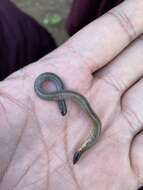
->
[131,131,143,188]
[63,0,143,72]
[121,78,143,135]
[97,35,143,94]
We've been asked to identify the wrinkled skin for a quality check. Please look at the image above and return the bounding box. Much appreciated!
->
[0,0,143,189]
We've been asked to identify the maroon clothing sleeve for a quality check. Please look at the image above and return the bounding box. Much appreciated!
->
[0,0,56,80]
[66,0,123,35]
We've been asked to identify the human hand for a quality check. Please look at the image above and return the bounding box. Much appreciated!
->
[1,0,143,189]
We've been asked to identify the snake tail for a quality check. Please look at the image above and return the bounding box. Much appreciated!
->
[58,100,67,116]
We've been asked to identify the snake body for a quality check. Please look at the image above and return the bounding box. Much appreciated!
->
[34,72,101,164]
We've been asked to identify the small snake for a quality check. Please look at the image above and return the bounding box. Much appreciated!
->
[34,72,101,164]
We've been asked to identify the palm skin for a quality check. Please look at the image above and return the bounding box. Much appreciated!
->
[0,50,141,190]
[1,0,143,189]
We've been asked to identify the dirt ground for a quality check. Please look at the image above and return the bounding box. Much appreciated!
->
[12,0,72,45]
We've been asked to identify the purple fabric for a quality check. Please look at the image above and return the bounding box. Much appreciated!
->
[66,0,123,35]
[0,0,56,80]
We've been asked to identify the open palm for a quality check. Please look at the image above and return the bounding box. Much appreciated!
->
[0,0,143,190]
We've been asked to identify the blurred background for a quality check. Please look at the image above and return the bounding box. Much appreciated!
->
[12,0,72,45]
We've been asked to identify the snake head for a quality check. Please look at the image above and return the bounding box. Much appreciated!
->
[73,151,82,164]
